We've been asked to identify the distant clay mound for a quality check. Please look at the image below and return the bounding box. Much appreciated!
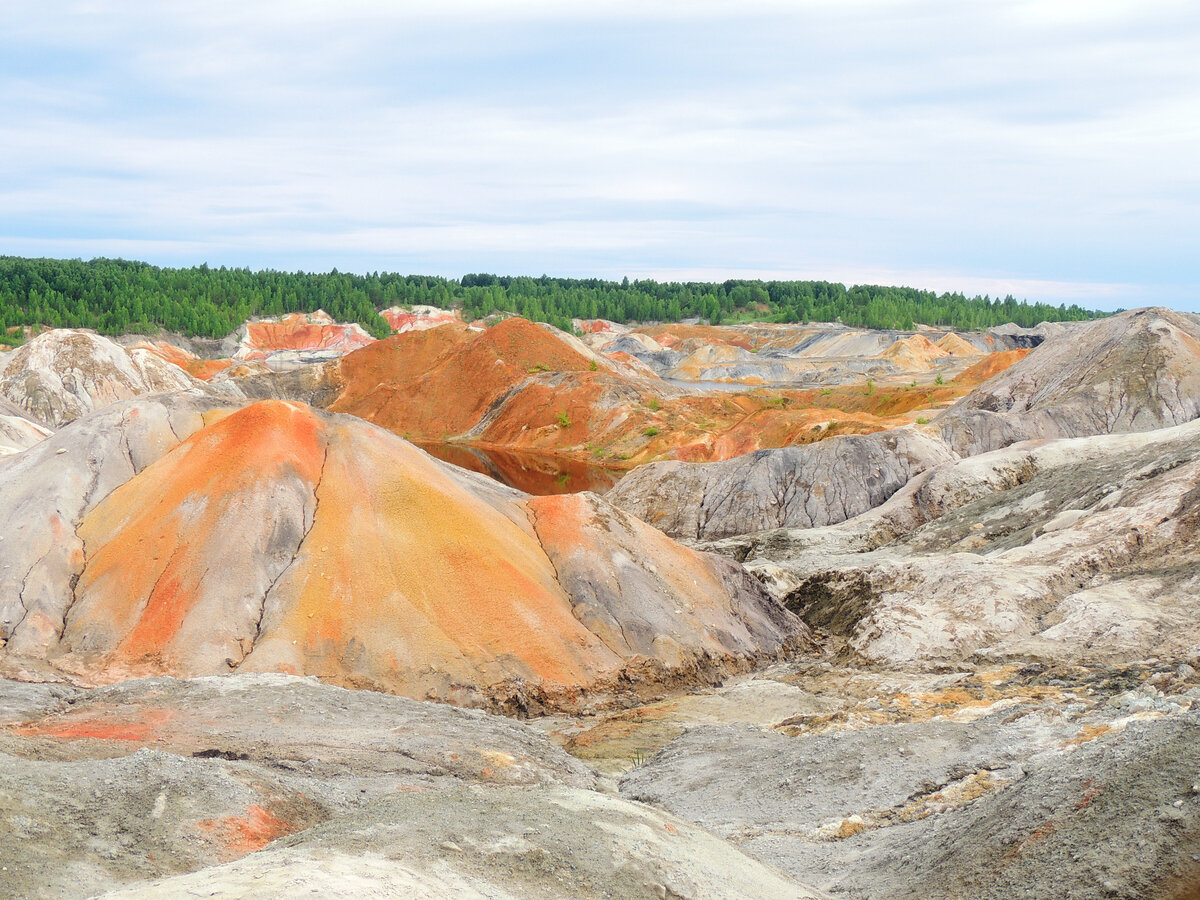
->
[934,332,980,357]
[0,395,50,455]
[131,341,234,381]
[878,334,951,369]
[329,316,648,451]
[937,307,1200,454]
[235,311,375,368]
[0,398,802,709]
[380,304,464,333]
[0,329,199,428]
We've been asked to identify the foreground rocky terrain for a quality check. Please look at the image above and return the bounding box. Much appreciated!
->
[0,675,818,898]
[2,304,1199,898]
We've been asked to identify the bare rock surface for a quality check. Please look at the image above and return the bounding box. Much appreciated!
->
[714,419,1200,670]
[0,673,819,899]
[607,427,956,541]
[937,307,1200,455]
[99,785,817,900]
[0,408,49,456]
[0,329,202,428]
[618,661,1200,900]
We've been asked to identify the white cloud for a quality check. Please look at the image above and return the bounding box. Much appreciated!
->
[1,0,1197,310]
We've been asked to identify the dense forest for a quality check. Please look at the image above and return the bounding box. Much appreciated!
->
[0,256,1101,346]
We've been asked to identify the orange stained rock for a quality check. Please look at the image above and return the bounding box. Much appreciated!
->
[134,342,233,380]
[239,415,622,694]
[197,805,295,859]
[242,313,374,355]
[69,401,328,667]
[956,349,1031,385]
[13,707,175,743]
[331,317,595,442]
[878,334,950,368]
[526,492,745,649]
[381,306,462,333]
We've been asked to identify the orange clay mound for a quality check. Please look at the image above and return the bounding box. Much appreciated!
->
[331,317,993,470]
[955,349,1031,385]
[56,400,799,708]
[331,317,598,440]
[935,333,981,357]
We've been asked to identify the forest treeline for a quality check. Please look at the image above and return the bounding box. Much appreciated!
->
[0,256,1101,345]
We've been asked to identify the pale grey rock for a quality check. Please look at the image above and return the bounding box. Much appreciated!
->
[0,329,200,428]
[529,491,804,668]
[726,419,1200,670]
[0,673,820,900]
[622,703,1200,900]
[607,427,957,541]
[938,307,1200,455]
[0,410,49,456]
[100,785,818,900]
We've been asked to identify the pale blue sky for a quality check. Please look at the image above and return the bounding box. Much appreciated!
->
[2,1,1197,310]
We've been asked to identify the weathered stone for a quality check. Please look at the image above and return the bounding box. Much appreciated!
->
[607,427,957,541]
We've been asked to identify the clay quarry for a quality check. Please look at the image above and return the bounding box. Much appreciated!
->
[3,304,1200,899]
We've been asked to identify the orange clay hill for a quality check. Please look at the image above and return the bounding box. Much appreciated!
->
[50,399,801,711]
[326,316,1028,468]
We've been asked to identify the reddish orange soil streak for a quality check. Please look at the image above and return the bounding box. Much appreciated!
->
[528,492,731,617]
[74,401,327,664]
[13,707,175,742]
[381,307,461,332]
[197,805,294,859]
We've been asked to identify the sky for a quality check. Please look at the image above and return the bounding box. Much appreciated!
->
[1,0,1197,312]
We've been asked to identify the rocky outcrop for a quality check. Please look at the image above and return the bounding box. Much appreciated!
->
[0,402,49,456]
[937,307,1200,454]
[0,398,804,708]
[0,392,246,659]
[0,329,200,427]
[721,419,1200,670]
[607,428,957,541]
[621,670,1200,900]
[381,304,466,333]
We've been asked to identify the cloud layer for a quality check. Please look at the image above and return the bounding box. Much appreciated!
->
[2,1,1197,310]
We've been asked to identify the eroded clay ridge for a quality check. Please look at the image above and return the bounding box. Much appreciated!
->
[936,306,1200,454]
[0,397,804,710]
